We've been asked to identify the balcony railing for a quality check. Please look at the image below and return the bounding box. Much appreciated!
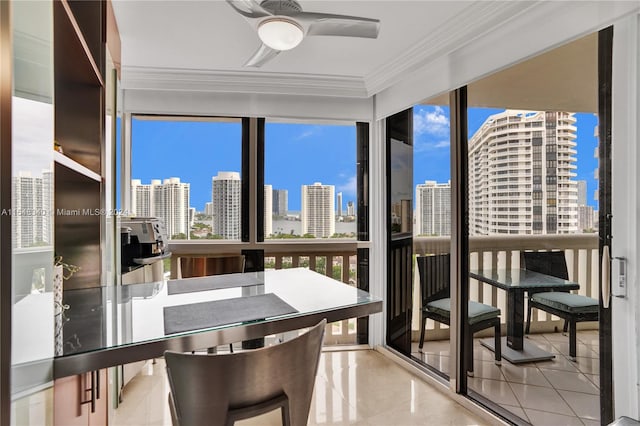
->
[168,239,360,345]
[169,233,600,344]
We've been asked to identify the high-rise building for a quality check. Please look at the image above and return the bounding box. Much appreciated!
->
[212,171,241,239]
[131,178,158,217]
[415,180,451,236]
[272,189,288,216]
[301,182,335,238]
[131,178,190,239]
[577,180,588,206]
[264,184,273,237]
[347,201,355,216]
[204,202,214,216]
[13,171,52,248]
[578,205,595,231]
[468,110,578,235]
[337,192,343,216]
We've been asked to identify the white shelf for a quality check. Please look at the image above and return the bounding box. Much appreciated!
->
[54,151,101,182]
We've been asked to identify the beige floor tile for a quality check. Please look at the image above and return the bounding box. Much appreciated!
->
[524,408,584,426]
[471,360,504,381]
[416,340,451,357]
[500,363,552,387]
[542,332,571,343]
[468,378,519,406]
[509,383,574,416]
[539,369,600,395]
[472,344,500,362]
[416,353,450,375]
[583,374,599,389]
[580,418,601,426]
[365,403,486,426]
[535,355,581,373]
[550,341,599,358]
[573,356,600,375]
[557,390,600,421]
[500,404,529,422]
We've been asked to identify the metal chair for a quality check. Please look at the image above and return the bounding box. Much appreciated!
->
[416,254,501,375]
[164,319,326,426]
[522,251,599,360]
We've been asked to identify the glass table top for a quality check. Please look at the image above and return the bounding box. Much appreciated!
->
[469,268,580,291]
[57,267,381,358]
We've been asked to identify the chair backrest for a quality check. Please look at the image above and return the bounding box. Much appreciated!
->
[165,319,326,426]
[416,254,451,305]
[179,255,245,279]
[521,251,569,280]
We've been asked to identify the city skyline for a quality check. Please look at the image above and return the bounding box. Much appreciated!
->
[131,108,599,216]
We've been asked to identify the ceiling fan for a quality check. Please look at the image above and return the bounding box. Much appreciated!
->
[226,0,381,67]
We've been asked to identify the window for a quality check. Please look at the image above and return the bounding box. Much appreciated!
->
[130,116,242,241]
[265,121,356,239]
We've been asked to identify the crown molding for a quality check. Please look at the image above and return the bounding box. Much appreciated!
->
[364,1,543,96]
[122,67,369,98]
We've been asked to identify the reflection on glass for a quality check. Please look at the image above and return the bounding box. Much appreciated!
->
[411,104,451,378]
[11,0,55,409]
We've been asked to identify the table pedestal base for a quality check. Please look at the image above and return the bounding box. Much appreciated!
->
[480,336,555,364]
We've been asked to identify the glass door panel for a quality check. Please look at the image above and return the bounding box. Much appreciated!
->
[465,31,607,425]
[11,0,55,422]
[411,100,452,378]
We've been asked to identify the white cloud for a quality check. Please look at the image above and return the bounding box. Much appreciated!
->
[414,139,450,153]
[337,175,356,196]
[414,106,450,137]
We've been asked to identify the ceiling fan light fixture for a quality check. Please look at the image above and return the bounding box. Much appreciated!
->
[257,17,304,51]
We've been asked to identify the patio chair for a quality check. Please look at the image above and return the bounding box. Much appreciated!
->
[164,319,326,426]
[417,254,501,375]
[522,251,599,360]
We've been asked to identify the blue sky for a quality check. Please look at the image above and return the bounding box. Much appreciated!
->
[131,109,599,211]
[413,106,599,207]
[131,119,357,211]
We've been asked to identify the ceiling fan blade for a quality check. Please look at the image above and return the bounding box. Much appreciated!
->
[226,0,271,18]
[244,43,280,67]
[294,12,380,39]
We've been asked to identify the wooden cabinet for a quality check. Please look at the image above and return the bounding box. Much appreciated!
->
[54,370,108,426]
[52,0,108,424]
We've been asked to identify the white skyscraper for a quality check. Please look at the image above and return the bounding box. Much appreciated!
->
[337,192,343,217]
[301,182,335,238]
[131,178,190,239]
[415,180,451,236]
[468,110,578,235]
[347,201,355,216]
[264,184,273,237]
[13,171,52,248]
[212,171,241,239]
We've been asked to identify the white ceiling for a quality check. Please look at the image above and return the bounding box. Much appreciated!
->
[111,1,539,96]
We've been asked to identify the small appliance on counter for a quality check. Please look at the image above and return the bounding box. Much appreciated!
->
[120,217,170,285]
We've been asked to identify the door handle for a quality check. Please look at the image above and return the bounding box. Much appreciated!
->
[602,245,611,309]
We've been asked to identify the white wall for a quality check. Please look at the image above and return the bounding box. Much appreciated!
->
[611,13,640,419]
[123,89,373,123]
[375,1,640,119]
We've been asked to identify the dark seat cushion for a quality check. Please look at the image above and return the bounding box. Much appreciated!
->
[425,298,500,325]
[531,292,598,314]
